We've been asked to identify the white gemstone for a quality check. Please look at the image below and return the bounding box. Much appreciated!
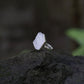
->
[33,32,46,50]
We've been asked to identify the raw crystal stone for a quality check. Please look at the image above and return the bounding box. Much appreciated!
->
[33,32,46,50]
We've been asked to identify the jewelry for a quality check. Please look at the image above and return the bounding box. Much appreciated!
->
[33,32,53,50]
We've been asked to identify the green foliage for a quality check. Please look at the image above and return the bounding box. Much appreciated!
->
[66,28,84,56]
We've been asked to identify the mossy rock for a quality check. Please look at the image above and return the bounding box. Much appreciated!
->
[0,49,84,84]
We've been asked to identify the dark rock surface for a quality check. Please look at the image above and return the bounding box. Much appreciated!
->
[0,49,84,84]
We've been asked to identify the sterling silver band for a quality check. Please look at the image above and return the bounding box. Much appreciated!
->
[44,43,53,50]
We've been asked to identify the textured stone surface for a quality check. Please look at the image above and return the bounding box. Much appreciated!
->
[0,49,84,84]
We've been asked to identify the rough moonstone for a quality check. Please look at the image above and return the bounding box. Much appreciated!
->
[33,32,46,50]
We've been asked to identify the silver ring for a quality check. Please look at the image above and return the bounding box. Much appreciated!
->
[44,43,53,50]
[33,32,53,50]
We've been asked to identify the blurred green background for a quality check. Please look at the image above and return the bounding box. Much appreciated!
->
[66,28,84,56]
[0,0,84,60]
